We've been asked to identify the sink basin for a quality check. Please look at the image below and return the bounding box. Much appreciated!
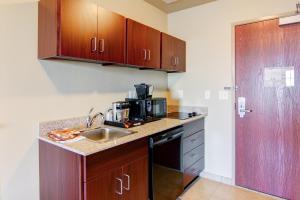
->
[80,127,135,143]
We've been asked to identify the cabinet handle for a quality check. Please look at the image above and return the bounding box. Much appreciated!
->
[91,37,97,52]
[115,178,123,195]
[123,174,130,191]
[99,39,105,53]
[147,50,151,61]
[171,56,175,66]
[143,49,147,60]
[175,57,179,66]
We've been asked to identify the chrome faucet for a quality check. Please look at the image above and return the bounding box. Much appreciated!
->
[86,108,104,128]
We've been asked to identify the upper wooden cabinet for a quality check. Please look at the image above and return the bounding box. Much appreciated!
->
[38,0,126,64]
[161,33,186,72]
[126,19,161,69]
[98,7,126,64]
[38,0,186,72]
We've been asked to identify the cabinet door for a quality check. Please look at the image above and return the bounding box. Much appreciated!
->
[98,7,126,64]
[122,157,148,200]
[145,27,161,69]
[85,168,122,200]
[126,19,147,67]
[60,0,98,60]
[174,38,186,72]
[161,33,176,71]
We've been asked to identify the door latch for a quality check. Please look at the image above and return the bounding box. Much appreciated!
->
[238,97,253,118]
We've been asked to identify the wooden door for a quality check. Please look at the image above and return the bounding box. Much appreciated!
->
[85,167,122,200]
[145,27,161,69]
[126,19,147,67]
[60,0,98,60]
[122,157,148,200]
[161,33,176,71]
[98,7,126,64]
[175,38,186,72]
[235,19,300,200]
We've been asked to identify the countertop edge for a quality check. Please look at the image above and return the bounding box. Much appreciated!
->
[38,114,207,156]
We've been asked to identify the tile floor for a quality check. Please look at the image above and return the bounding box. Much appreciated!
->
[180,178,284,200]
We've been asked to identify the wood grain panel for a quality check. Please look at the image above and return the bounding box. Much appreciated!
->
[39,140,83,200]
[126,19,147,67]
[98,7,126,64]
[145,26,161,69]
[235,19,300,200]
[60,0,98,60]
[84,167,121,200]
[83,138,148,182]
[38,0,59,58]
[175,38,186,72]
[161,33,176,71]
[122,157,149,200]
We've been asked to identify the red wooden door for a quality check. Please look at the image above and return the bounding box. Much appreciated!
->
[145,26,161,69]
[60,0,98,60]
[122,157,148,200]
[98,7,126,64]
[161,33,176,71]
[85,167,122,200]
[235,19,300,200]
[126,19,147,67]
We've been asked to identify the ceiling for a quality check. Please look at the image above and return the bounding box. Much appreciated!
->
[145,0,216,13]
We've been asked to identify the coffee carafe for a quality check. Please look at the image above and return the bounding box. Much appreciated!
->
[112,101,130,122]
[134,83,154,99]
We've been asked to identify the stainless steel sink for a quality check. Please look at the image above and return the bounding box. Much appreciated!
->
[80,127,135,142]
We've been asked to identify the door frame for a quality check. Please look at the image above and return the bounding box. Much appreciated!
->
[231,10,295,186]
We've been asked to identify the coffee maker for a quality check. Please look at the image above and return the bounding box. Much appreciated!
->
[126,84,167,122]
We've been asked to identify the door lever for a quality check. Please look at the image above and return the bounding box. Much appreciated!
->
[238,97,253,118]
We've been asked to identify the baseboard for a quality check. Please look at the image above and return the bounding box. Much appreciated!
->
[200,171,234,185]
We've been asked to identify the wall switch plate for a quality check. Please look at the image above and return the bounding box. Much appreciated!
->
[204,90,211,99]
[177,90,184,99]
[219,90,229,100]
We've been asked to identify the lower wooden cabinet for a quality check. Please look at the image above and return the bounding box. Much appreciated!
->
[39,138,148,200]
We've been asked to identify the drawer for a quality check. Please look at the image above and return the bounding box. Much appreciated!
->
[183,130,204,154]
[183,119,204,138]
[183,144,204,169]
[183,157,205,187]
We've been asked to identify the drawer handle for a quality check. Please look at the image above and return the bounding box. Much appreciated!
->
[191,153,196,158]
[123,174,130,191]
[191,139,196,143]
[115,178,123,195]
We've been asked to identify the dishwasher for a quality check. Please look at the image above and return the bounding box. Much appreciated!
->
[149,126,184,200]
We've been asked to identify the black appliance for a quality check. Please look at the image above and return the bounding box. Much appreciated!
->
[151,98,167,118]
[134,83,153,99]
[149,126,184,200]
[126,98,167,122]
[168,112,200,120]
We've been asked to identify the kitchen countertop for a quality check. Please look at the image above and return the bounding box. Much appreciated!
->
[38,114,207,156]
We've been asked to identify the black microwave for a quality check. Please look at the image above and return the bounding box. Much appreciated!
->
[151,98,167,118]
[126,98,167,121]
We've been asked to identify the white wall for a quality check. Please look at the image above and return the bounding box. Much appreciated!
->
[168,0,297,183]
[0,1,167,199]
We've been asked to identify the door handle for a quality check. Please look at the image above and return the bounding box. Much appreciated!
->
[238,97,253,118]
[143,49,147,60]
[91,37,97,52]
[176,57,179,66]
[147,50,151,61]
[115,178,123,195]
[99,39,105,53]
[123,174,130,191]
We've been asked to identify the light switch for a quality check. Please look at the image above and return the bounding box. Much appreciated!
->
[219,90,229,100]
[204,90,211,100]
[177,90,184,99]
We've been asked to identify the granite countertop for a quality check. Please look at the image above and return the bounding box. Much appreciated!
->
[38,114,207,156]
